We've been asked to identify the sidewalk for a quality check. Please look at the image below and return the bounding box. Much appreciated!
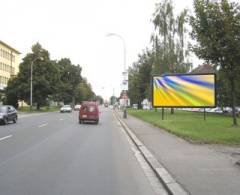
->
[116,111,240,195]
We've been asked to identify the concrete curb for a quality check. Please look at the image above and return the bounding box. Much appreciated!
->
[114,111,190,195]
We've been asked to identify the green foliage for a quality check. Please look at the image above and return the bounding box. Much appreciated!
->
[128,49,153,107]
[95,95,104,104]
[190,0,240,125]
[152,0,192,75]
[75,78,95,103]
[110,95,117,105]
[18,106,59,113]
[56,58,82,104]
[4,42,96,110]
[16,43,59,109]
[0,89,4,102]
[128,0,191,107]
[4,78,19,108]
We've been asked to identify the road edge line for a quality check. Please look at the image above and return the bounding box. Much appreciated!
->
[113,111,190,195]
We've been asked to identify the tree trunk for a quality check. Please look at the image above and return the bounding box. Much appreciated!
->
[72,96,75,107]
[171,108,174,114]
[230,78,237,126]
[37,103,40,110]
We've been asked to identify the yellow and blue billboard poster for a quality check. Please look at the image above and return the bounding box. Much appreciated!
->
[153,74,216,107]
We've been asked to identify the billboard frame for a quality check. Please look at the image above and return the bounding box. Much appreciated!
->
[152,73,216,108]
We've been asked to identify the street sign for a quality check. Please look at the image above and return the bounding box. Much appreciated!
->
[122,80,128,90]
[122,71,128,90]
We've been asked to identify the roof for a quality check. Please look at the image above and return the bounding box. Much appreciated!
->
[191,64,215,74]
[0,40,21,54]
[82,101,98,106]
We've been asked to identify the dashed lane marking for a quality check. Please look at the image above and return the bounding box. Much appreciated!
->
[0,135,12,142]
[38,124,48,128]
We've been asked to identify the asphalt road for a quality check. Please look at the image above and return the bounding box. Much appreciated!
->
[0,107,159,195]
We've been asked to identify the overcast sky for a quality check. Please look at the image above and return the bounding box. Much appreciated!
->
[1,0,198,100]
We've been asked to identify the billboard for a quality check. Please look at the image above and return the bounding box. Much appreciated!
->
[152,74,216,107]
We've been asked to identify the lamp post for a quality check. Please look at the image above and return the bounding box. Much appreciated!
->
[30,57,43,112]
[106,33,128,118]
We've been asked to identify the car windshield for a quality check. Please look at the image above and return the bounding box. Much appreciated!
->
[0,106,7,113]
[63,105,70,108]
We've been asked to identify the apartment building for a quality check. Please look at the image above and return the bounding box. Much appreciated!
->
[0,40,21,90]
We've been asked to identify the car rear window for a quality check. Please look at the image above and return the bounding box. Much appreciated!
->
[88,106,96,112]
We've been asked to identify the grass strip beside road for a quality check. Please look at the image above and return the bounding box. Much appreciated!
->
[18,106,59,113]
[128,109,240,145]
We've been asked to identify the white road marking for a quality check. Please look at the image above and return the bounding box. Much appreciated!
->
[59,118,64,121]
[38,124,48,128]
[113,112,167,195]
[18,113,46,119]
[0,135,12,141]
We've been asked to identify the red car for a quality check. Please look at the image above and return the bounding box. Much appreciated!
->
[79,102,99,124]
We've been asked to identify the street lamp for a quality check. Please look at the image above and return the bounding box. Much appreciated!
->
[30,57,43,111]
[106,33,128,118]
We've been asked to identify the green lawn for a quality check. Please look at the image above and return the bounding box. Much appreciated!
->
[128,109,240,145]
[18,106,60,113]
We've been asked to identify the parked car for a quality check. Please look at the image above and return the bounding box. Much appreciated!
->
[0,105,17,125]
[79,102,99,124]
[74,104,81,111]
[60,105,72,113]
[223,107,239,116]
[132,104,138,109]
[143,104,151,110]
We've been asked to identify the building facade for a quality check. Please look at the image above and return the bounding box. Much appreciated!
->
[0,40,20,90]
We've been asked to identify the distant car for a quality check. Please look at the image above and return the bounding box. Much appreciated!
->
[222,107,231,113]
[60,105,72,113]
[79,102,99,124]
[213,107,223,113]
[0,105,18,125]
[223,107,239,116]
[74,104,81,111]
[104,103,108,107]
[132,104,138,109]
[143,104,151,110]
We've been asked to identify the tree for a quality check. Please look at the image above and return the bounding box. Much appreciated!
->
[14,43,59,110]
[128,63,142,107]
[95,95,104,104]
[152,0,191,75]
[110,95,117,105]
[152,0,192,114]
[0,89,5,104]
[75,78,95,103]
[128,49,153,107]
[56,58,82,105]
[4,77,20,108]
[190,0,240,125]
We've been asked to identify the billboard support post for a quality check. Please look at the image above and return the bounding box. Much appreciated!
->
[204,108,206,121]
[162,108,164,120]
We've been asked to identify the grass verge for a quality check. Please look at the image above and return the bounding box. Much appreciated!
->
[128,109,240,145]
[18,106,60,113]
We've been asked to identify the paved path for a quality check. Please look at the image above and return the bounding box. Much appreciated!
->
[117,111,240,195]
